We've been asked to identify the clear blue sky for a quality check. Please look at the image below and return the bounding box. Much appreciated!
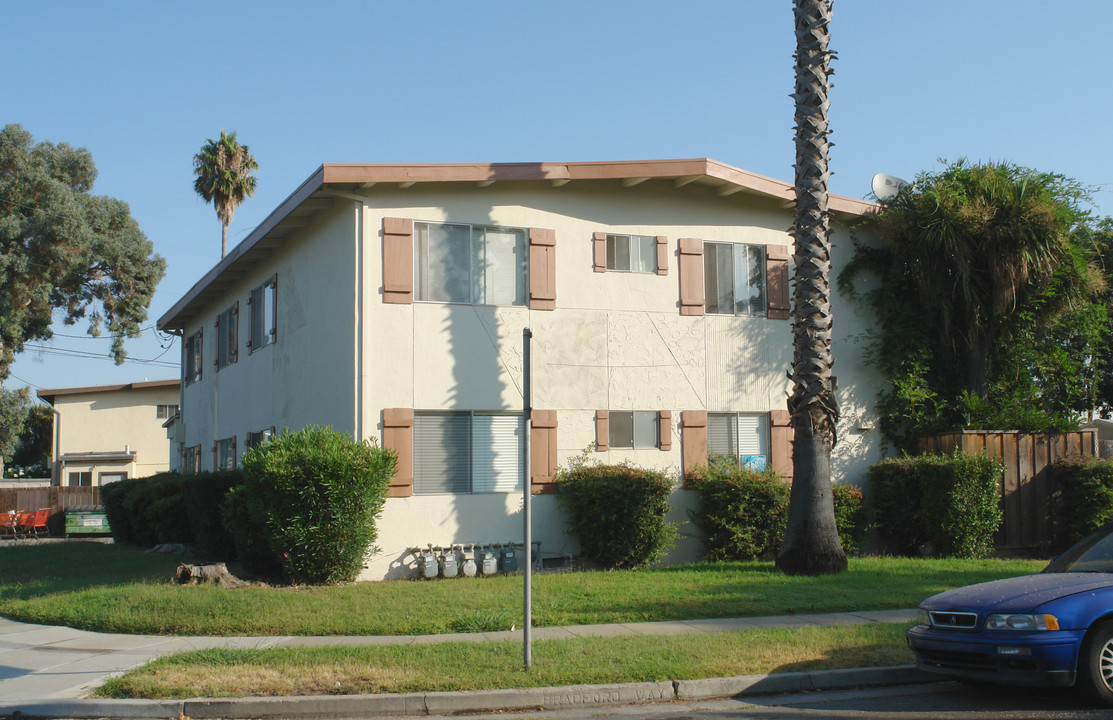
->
[4,0,1111,394]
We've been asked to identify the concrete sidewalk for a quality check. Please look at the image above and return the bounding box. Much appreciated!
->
[0,609,920,718]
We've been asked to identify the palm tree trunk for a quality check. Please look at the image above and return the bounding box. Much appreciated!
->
[776,0,847,576]
[222,222,228,258]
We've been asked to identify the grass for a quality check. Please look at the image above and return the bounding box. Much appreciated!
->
[0,541,1046,636]
[97,623,914,699]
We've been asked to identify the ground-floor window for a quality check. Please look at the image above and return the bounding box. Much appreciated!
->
[215,437,237,471]
[708,412,770,470]
[183,445,202,474]
[413,411,523,494]
[67,471,92,487]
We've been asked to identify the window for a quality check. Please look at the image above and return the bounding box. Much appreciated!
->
[183,445,202,474]
[708,412,770,470]
[607,234,657,273]
[413,411,523,494]
[216,304,238,369]
[156,404,179,419]
[215,437,237,471]
[67,471,92,487]
[184,329,203,385]
[245,427,275,450]
[414,221,527,306]
[249,276,277,351]
[704,242,766,316]
[99,472,127,485]
[609,411,658,448]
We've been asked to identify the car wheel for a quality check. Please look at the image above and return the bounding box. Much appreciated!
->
[1079,619,1113,706]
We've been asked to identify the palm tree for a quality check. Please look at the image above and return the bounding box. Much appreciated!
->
[193,131,258,258]
[775,0,847,576]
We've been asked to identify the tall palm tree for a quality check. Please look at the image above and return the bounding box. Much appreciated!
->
[193,131,258,258]
[776,0,847,576]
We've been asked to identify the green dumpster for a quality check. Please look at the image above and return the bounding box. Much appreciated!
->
[65,505,111,537]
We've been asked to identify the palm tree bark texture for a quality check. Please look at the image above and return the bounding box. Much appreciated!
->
[776,0,847,576]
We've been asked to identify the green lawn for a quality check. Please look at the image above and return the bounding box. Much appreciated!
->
[0,541,1045,636]
[99,624,914,699]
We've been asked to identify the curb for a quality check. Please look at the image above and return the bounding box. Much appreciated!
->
[0,665,932,719]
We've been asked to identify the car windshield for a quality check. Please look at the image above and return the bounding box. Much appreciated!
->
[1044,524,1113,573]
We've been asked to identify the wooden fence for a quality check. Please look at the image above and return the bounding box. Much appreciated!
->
[0,487,103,536]
[915,430,1097,555]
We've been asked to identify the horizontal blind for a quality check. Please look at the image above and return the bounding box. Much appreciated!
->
[472,414,523,493]
[414,413,470,494]
[708,413,737,456]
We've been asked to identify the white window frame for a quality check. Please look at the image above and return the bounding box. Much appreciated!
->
[156,404,179,420]
[708,412,770,471]
[248,275,277,352]
[413,411,524,495]
[67,471,92,487]
[184,329,203,385]
[414,221,527,306]
[609,411,658,448]
[606,234,657,273]
[704,242,767,317]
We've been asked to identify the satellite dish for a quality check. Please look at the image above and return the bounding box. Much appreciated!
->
[871,173,910,202]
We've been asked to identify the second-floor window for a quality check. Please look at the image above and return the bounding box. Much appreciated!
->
[607,234,657,273]
[704,242,766,316]
[249,276,277,352]
[216,304,238,370]
[184,330,203,385]
[156,404,179,419]
[415,221,527,306]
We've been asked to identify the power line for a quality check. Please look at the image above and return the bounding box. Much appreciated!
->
[22,343,178,368]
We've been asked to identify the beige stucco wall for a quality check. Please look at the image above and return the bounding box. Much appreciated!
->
[352,182,882,580]
[52,384,180,483]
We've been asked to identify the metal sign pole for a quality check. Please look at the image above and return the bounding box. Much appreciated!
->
[522,327,532,670]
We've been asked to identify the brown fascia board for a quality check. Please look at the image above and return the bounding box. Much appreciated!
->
[37,378,181,404]
[158,159,879,330]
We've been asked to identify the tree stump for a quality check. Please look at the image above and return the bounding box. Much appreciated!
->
[174,562,247,587]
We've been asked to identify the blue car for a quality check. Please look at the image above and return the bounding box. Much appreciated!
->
[907,523,1113,705]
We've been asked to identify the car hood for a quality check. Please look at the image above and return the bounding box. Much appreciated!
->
[921,573,1113,612]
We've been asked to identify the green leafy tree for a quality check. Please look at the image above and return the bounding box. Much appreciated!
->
[0,386,31,466]
[193,130,258,258]
[8,403,52,477]
[840,160,1107,448]
[0,124,166,380]
[776,0,847,576]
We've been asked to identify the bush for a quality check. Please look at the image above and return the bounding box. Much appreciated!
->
[1050,456,1113,552]
[102,472,192,547]
[182,470,244,561]
[868,450,1004,558]
[687,461,789,560]
[234,426,396,585]
[556,462,677,569]
[688,460,866,559]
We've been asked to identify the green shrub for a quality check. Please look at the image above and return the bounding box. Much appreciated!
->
[183,470,244,561]
[687,461,789,560]
[688,460,865,559]
[234,426,396,585]
[555,463,677,568]
[868,450,1004,558]
[831,483,866,555]
[103,472,192,547]
[1050,456,1113,551]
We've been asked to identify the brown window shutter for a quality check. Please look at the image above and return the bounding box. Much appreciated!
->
[593,232,607,273]
[769,409,793,479]
[766,244,790,320]
[530,409,558,493]
[681,410,707,482]
[529,228,556,310]
[383,217,414,304]
[659,410,672,451]
[382,408,414,497]
[678,238,704,316]
[594,410,609,451]
[656,236,669,276]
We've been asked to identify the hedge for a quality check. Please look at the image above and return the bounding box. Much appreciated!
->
[687,460,865,560]
[868,450,1003,558]
[556,462,677,568]
[1050,456,1113,552]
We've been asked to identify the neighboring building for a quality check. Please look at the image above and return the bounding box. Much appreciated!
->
[158,158,883,580]
[37,380,180,486]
